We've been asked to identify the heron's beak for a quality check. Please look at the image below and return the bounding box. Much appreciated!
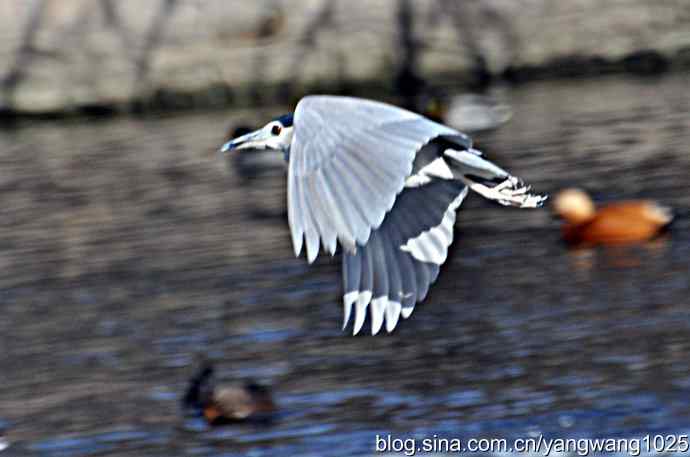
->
[220,129,268,153]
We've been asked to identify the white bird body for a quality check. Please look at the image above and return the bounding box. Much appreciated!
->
[222,96,546,335]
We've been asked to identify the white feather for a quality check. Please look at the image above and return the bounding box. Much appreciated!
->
[401,305,414,319]
[370,297,387,335]
[385,301,402,332]
[404,157,454,188]
[353,292,371,335]
[342,291,358,330]
[399,187,467,264]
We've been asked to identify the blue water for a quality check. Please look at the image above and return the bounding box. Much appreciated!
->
[1,74,690,456]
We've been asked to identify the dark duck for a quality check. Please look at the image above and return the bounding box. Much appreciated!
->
[183,363,276,425]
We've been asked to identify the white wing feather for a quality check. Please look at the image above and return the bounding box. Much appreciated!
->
[287,95,469,262]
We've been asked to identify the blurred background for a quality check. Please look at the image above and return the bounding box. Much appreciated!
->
[1,1,690,456]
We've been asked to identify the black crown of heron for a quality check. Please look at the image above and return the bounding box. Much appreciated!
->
[222,96,546,335]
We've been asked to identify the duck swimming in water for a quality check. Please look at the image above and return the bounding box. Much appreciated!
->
[183,363,275,425]
[553,188,673,247]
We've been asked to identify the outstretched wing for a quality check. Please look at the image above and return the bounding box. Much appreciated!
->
[342,179,468,335]
[288,95,470,262]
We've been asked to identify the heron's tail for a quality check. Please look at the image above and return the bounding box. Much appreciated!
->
[444,147,509,181]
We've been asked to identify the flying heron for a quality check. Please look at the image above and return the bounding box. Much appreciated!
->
[221,96,546,335]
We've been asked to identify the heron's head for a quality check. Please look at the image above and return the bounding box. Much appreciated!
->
[220,114,294,155]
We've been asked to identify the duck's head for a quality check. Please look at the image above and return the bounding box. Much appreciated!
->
[553,188,596,225]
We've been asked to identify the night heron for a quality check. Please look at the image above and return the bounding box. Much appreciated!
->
[221,96,547,335]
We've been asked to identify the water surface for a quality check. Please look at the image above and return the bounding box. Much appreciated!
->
[1,74,690,456]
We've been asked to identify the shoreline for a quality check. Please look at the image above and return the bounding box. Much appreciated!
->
[0,47,687,122]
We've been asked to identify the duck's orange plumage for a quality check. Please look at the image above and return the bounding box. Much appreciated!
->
[553,189,673,246]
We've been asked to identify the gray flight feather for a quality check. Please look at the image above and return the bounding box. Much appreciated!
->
[342,179,468,335]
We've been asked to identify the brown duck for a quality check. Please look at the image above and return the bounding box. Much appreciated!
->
[553,188,673,246]
[183,363,275,425]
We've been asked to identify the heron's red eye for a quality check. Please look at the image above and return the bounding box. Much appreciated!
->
[271,125,282,135]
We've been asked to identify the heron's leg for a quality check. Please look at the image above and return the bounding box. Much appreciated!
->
[458,174,547,208]
[444,148,546,208]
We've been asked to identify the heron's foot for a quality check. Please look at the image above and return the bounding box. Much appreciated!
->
[465,175,547,208]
